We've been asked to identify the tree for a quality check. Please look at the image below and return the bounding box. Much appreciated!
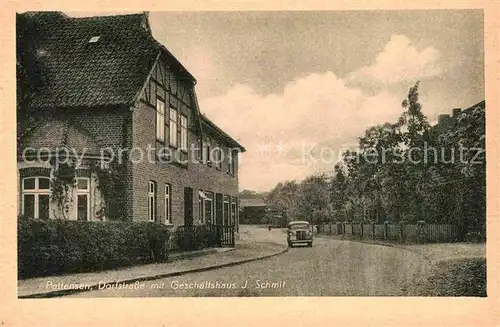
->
[296,174,331,225]
[266,181,300,225]
[432,103,486,237]
[16,13,49,153]
[264,82,485,239]
[329,163,347,220]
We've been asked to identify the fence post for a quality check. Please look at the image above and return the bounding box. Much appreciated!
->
[400,220,405,243]
[360,222,363,239]
[384,221,389,240]
[417,220,426,244]
[372,222,375,239]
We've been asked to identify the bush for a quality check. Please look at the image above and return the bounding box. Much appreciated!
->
[465,231,485,243]
[418,258,486,296]
[18,219,170,279]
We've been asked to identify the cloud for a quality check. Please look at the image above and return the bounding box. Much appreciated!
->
[350,35,441,84]
[198,72,402,191]
[198,35,443,191]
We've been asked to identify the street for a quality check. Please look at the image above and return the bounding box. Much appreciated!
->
[67,230,432,297]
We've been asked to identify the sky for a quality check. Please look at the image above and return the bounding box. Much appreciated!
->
[69,10,484,192]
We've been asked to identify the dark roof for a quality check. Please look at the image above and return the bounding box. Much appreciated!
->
[19,12,160,109]
[432,100,485,129]
[240,198,267,208]
[465,100,485,113]
[21,117,103,156]
[201,114,246,152]
[18,12,245,153]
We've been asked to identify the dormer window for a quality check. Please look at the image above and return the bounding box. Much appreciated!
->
[88,36,100,43]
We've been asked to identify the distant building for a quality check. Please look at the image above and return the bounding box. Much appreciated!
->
[433,100,485,132]
[239,198,267,224]
[428,100,485,185]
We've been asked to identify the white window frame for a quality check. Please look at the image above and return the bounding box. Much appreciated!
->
[148,181,156,222]
[198,190,212,224]
[204,191,214,224]
[204,137,212,165]
[164,184,171,224]
[156,98,165,142]
[76,177,90,221]
[198,190,204,224]
[227,149,233,174]
[215,147,222,170]
[223,195,230,225]
[169,107,178,147]
[21,176,51,219]
[231,197,237,226]
[180,114,188,151]
[230,150,237,175]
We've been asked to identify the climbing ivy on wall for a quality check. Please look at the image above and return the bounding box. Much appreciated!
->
[89,160,128,221]
[50,161,76,220]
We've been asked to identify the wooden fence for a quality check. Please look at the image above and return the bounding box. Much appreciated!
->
[317,221,461,243]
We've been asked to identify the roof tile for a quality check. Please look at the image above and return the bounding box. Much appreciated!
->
[21,12,159,109]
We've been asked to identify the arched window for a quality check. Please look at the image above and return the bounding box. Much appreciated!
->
[21,177,50,219]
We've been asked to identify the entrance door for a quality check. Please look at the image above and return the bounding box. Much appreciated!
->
[184,187,193,227]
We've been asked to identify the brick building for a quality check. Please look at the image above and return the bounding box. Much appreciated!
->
[16,12,245,236]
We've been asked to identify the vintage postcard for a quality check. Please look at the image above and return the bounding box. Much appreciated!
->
[1,1,499,326]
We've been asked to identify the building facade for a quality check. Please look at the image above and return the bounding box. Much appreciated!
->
[16,12,245,233]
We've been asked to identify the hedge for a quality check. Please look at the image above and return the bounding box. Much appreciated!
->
[18,219,170,279]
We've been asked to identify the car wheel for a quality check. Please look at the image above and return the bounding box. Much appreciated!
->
[307,242,313,247]
[288,242,292,248]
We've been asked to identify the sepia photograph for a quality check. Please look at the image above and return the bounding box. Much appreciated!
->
[15,9,487,301]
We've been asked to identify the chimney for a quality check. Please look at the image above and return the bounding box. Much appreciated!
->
[452,108,462,118]
[438,114,450,125]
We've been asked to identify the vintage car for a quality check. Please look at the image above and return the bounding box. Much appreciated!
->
[287,220,313,247]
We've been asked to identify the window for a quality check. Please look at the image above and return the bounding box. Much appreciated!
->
[227,149,232,174]
[169,107,178,147]
[148,181,156,222]
[156,98,165,142]
[231,197,237,227]
[215,147,222,170]
[232,151,237,175]
[180,114,188,151]
[22,177,50,219]
[223,195,230,225]
[204,138,212,165]
[76,178,90,221]
[196,138,203,162]
[204,191,214,224]
[198,190,205,224]
[227,149,236,175]
[164,184,171,224]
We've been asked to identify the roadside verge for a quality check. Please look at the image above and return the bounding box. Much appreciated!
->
[18,242,288,299]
